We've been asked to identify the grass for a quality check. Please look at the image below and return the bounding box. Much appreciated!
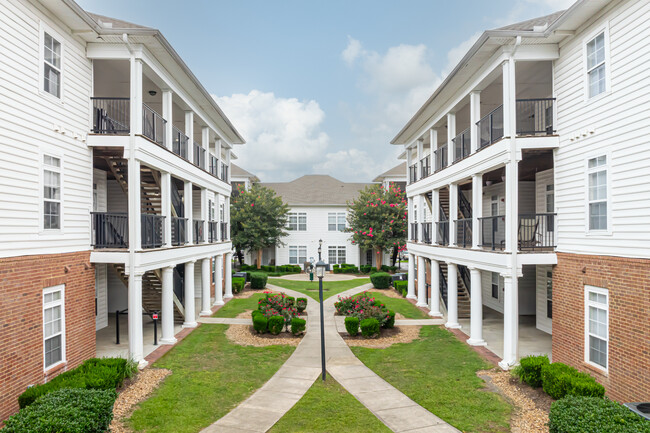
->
[268,278,370,300]
[212,293,266,318]
[352,326,511,433]
[269,376,391,433]
[363,291,428,319]
[127,324,294,433]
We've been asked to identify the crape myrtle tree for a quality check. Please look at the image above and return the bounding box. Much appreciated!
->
[347,183,407,270]
[231,184,290,269]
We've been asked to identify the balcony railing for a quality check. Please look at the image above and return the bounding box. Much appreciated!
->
[410,223,418,242]
[479,213,556,251]
[455,218,472,248]
[208,221,218,243]
[141,213,165,249]
[91,97,129,134]
[422,222,432,244]
[172,216,188,246]
[420,157,430,179]
[436,221,449,246]
[516,98,555,135]
[409,164,418,184]
[193,219,205,243]
[452,128,471,162]
[220,222,229,241]
[477,105,504,149]
[193,142,206,169]
[434,144,448,172]
[479,215,505,250]
[220,162,229,183]
[142,104,166,147]
[172,126,189,159]
[209,155,219,177]
[91,212,128,248]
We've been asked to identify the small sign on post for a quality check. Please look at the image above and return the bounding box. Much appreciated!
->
[152,313,159,320]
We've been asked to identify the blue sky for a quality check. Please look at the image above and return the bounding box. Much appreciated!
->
[77,0,572,182]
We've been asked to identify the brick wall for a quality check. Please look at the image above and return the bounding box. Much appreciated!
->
[0,251,95,423]
[553,252,650,402]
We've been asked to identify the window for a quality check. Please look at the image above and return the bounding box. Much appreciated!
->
[289,245,307,265]
[491,272,499,299]
[546,184,555,232]
[287,213,307,231]
[587,156,607,231]
[328,246,346,264]
[43,31,62,98]
[43,285,65,369]
[328,212,346,231]
[546,271,553,319]
[43,155,61,230]
[585,286,608,369]
[586,32,606,98]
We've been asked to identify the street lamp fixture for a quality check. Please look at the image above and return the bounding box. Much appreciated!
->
[315,259,326,381]
[318,239,323,261]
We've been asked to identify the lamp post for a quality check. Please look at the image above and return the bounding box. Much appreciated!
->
[315,259,326,381]
[318,238,322,261]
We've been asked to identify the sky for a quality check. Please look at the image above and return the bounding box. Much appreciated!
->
[77,0,574,182]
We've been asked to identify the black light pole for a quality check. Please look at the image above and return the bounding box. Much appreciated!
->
[315,260,326,381]
[318,238,322,261]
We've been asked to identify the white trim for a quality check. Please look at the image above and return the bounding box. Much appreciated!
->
[287,212,307,231]
[582,23,611,103]
[39,22,65,104]
[40,151,64,235]
[584,152,611,236]
[327,212,346,232]
[43,284,66,371]
[288,245,307,265]
[584,285,608,372]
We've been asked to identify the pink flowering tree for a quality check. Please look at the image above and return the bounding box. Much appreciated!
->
[347,183,407,270]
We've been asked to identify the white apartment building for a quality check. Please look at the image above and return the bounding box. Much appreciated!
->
[392,0,650,402]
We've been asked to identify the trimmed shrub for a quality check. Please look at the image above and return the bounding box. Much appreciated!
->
[548,396,650,433]
[296,298,308,313]
[393,280,407,296]
[232,277,245,294]
[285,296,295,306]
[369,268,380,275]
[345,316,360,336]
[250,272,268,290]
[333,264,340,270]
[360,318,380,338]
[514,355,549,388]
[268,315,284,335]
[291,317,306,335]
[253,314,268,333]
[541,362,605,400]
[342,266,359,274]
[360,265,372,274]
[383,310,395,329]
[5,388,117,433]
[370,272,392,289]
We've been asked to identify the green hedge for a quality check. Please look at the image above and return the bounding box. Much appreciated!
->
[514,355,550,388]
[383,310,395,329]
[5,388,117,433]
[541,362,605,400]
[296,298,307,313]
[291,318,306,335]
[250,272,268,290]
[393,280,407,296]
[18,358,135,409]
[360,318,380,338]
[232,277,245,294]
[268,315,284,335]
[370,272,391,289]
[380,265,398,273]
[252,311,268,333]
[360,265,372,273]
[548,396,650,433]
[345,317,360,336]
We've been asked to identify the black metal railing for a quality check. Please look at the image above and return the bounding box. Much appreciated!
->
[171,216,187,246]
[193,219,205,243]
[91,212,128,248]
[436,220,449,246]
[91,97,130,134]
[455,218,472,248]
[422,222,432,244]
[410,223,418,242]
[409,164,418,184]
[477,105,504,149]
[172,126,189,159]
[141,213,165,249]
[142,104,166,147]
[516,98,555,135]
[220,163,229,183]
[193,142,206,169]
[209,154,218,177]
[220,222,228,241]
[458,265,471,296]
[479,215,505,250]
[459,191,472,219]
[434,144,448,172]
[420,157,430,178]
[452,128,471,162]
[518,213,557,250]
[439,266,448,308]
[208,221,218,243]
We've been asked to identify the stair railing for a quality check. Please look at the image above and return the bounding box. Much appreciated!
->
[458,265,471,296]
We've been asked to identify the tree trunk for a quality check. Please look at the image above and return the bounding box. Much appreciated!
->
[257,249,263,269]
[391,247,398,267]
[236,249,244,266]
[375,249,383,270]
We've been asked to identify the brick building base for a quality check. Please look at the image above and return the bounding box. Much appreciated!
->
[553,252,650,402]
[0,251,96,423]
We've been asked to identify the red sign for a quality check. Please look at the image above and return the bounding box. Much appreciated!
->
[152,313,159,320]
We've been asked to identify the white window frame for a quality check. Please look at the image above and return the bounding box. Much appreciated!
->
[582,25,611,102]
[328,246,346,264]
[43,284,66,370]
[41,152,63,233]
[39,23,64,102]
[584,285,608,372]
[585,153,611,235]
[287,212,307,231]
[491,272,499,300]
[328,212,346,232]
[289,245,307,265]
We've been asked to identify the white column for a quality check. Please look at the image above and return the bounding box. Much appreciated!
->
[499,274,519,369]
[429,129,437,170]
[503,58,516,138]
[416,138,424,178]
[224,252,233,298]
[470,91,481,153]
[472,173,482,249]
[161,172,171,247]
[185,110,194,155]
[160,266,176,344]
[128,271,146,367]
[200,258,211,315]
[129,58,143,135]
[417,194,424,242]
[184,181,193,244]
[449,183,458,247]
[225,149,231,183]
[127,159,142,250]
[429,259,442,316]
[467,267,486,346]
[407,253,416,299]
[183,260,197,328]
[447,112,456,166]
[445,262,460,328]
[201,188,208,244]
[213,254,224,306]
[417,256,427,307]
[504,161,519,253]
[215,192,221,240]
[406,146,412,183]
[162,90,173,150]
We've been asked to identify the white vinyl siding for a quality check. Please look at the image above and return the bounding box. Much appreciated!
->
[585,286,608,370]
[43,285,65,369]
[587,155,608,232]
[328,246,346,264]
[289,245,307,265]
[328,212,346,231]
[586,32,606,98]
[535,265,553,334]
[287,212,307,231]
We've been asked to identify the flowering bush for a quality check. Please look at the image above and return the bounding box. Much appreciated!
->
[258,293,299,331]
[334,292,390,328]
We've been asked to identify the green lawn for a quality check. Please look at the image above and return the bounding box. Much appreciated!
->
[212,293,265,318]
[352,326,511,433]
[127,324,294,433]
[364,291,428,319]
[269,376,391,433]
[268,278,370,300]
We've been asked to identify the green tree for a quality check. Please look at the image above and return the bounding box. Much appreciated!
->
[231,184,290,269]
[347,183,407,270]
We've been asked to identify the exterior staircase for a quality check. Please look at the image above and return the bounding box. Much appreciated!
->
[102,156,163,215]
[439,262,471,318]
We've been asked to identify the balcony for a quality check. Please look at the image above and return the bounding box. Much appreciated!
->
[172,217,188,246]
[209,155,218,177]
[141,213,165,248]
[436,221,449,246]
[220,222,229,241]
[172,126,189,159]
[479,213,557,251]
[91,212,164,249]
[409,164,418,184]
[92,97,129,134]
[410,223,418,242]
[142,104,166,146]
[193,142,206,170]
[422,222,432,244]
[452,128,471,163]
[208,221,218,243]
[455,218,472,248]
[420,157,430,179]
[220,163,229,183]
[434,144,448,172]
[193,219,205,243]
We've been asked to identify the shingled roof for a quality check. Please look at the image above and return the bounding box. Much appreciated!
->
[231,163,259,181]
[373,162,406,182]
[496,11,565,31]
[261,175,375,206]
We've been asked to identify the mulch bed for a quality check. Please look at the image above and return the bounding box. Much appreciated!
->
[341,325,421,348]
[224,310,305,347]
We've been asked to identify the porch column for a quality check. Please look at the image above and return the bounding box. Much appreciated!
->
[129,58,143,135]
[406,147,412,183]
[445,262,460,328]
[183,260,197,328]
[429,129,437,171]
[185,110,194,154]
[447,112,455,167]
[160,266,177,344]
[184,181,193,245]
[416,138,424,177]
[407,253,416,299]
[472,173,482,249]
[504,160,519,253]
[417,194,424,242]
[449,183,458,247]
[417,256,427,307]
[215,192,221,240]
[429,259,442,316]
[161,172,171,247]
[499,273,519,369]
[215,139,222,179]
[200,187,208,244]
[467,267,486,346]
[213,254,224,306]
[162,90,173,150]
[224,253,233,298]
[127,159,142,250]
[432,188,439,245]
[200,258,211,316]
[128,271,146,367]
[502,57,516,138]
[470,91,481,153]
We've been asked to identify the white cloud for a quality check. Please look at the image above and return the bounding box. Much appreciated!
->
[342,36,364,66]
[213,90,329,181]
[314,147,402,183]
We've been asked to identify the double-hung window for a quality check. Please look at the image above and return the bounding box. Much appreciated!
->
[43,31,62,98]
[587,156,607,231]
[43,285,65,369]
[288,213,307,231]
[43,155,61,230]
[328,212,346,231]
[586,32,606,98]
[491,272,499,299]
[289,245,307,265]
[585,286,608,370]
[328,246,346,264]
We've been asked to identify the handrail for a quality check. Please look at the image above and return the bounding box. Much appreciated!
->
[193,142,206,169]
[436,221,449,246]
[455,218,472,248]
[410,223,418,242]
[91,212,128,248]
[193,219,205,243]
[141,213,165,249]
[171,216,188,246]
[434,144,448,172]
[172,126,189,159]
[142,104,166,147]
[452,127,471,162]
[91,97,130,134]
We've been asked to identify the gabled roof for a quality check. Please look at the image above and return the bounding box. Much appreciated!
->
[496,11,565,31]
[231,163,259,182]
[261,175,375,206]
[86,12,153,30]
[373,162,407,182]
